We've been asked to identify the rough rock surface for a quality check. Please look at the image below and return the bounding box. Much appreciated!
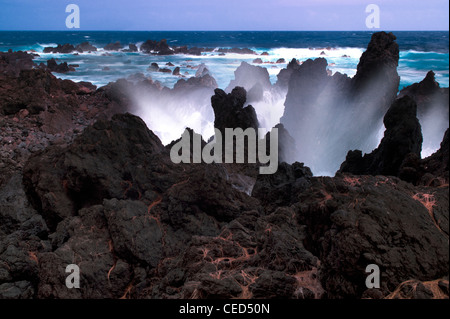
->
[46,58,75,73]
[0,50,36,76]
[104,42,123,51]
[339,95,423,177]
[398,70,449,155]
[43,44,76,54]
[211,87,259,134]
[75,42,98,53]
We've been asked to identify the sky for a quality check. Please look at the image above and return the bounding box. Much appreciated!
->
[0,0,448,31]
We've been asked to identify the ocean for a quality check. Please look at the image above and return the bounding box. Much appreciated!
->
[0,31,448,89]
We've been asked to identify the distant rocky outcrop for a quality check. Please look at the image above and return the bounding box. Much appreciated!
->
[172,66,181,76]
[148,62,159,72]
[140,39,173,55]
[75,42,98,53]
[46,58,76,73]
[43,44,76,54]
[104,42,123,51]
[217,48,257,55]
[123,43,138,52]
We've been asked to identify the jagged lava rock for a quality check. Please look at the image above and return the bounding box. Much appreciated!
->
[75,42,97,53]
[104,42,123,51]
[339,95,423,177]
[43,44,76,54]
[46,58,75,73]
[211,87,259,134]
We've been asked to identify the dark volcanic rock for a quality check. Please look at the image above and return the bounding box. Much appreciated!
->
[339,95,423,177]
[172,67,181,76]
[294,174,448,298]
[398,128,449,186]
[43,44,76,54]
[268,123,298,164]
[351,31,400,99]
[158,68,172,73]
[398,71,449,155]
[123,43,138,52]
[275,58,300,89]
[420,129,449,184]
[46,58,75,73]
[0,50,35,76]
[217,48,256,55]
[17,112,266,298]
[173,74,218,90]
[104,42,123,51]
[75,42,97,53]
[399,70,442,101]
[211,87,259,134]
[252,161,312,208]
[140,39,173,55]
[386,279,449,299]
[148,62,159,72]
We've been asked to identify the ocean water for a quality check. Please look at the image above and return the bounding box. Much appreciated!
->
[1,31,448,175]
[0,31,448,89]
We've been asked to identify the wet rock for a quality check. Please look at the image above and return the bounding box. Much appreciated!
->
[43,44,76,54]
[104,42,123,51]
[75,42,97,53]
[172,67,181,76]
[211,87,258,134]
[47,58,75,73]
[140,39,173,55]
[148,62,159,72]
[217,48,256,55]
[339,96,423,177]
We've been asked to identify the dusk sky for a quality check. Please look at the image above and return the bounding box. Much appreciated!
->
[0,0,448,31]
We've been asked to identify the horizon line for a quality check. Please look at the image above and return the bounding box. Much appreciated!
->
[0,29,449,32]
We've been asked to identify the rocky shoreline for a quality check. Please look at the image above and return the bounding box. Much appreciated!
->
[0,32,448,299]
[41,39,259,56]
